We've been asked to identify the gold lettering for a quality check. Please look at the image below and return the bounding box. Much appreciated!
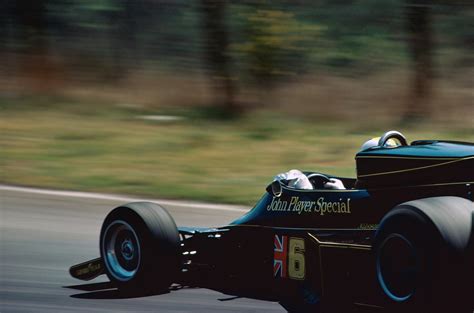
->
[314,197,352,215]
[267,196,352,216]
[266,197,274,211]
[359,223,378,230]
[289,196,299,211]
[297,202,305,215]
[267,197,288,211]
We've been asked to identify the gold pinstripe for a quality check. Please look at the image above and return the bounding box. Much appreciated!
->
[307,233,371,249]
[281,185,363,193]
[357,156,474,178]
[307,232,371,299]
[356,156,459,160]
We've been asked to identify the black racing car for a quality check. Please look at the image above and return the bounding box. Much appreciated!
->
[70,130,474,313]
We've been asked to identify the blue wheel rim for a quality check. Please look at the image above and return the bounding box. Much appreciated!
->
[376,233,419,302]
[102,220,141,282]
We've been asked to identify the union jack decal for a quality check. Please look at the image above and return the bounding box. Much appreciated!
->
[273,234,288,278]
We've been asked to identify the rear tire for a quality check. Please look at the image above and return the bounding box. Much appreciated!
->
[374,196,473,312]
[100,202,180,294]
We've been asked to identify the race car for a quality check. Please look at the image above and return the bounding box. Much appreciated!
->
[70,130,474,312]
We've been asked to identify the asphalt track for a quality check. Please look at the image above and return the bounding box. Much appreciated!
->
[0,186,285,313]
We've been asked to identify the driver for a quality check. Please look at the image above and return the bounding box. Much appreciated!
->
[274,169,346,190]
[274,169,313,190]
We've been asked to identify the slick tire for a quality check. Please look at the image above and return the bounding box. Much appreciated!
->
[373,196,473,313]
[100,202,180,294]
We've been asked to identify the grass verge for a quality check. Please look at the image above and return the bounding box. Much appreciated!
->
[1,96,473,205]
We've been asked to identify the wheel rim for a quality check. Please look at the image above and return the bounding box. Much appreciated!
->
[376,233,419,302]
[102,220,141,282]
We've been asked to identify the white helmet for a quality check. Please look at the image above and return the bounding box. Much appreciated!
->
[274,169,313,190]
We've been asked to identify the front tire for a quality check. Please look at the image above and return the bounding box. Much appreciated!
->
[100,202,180,293]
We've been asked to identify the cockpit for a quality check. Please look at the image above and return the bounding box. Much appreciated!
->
[271,131,410,192]
[273,169,348,191]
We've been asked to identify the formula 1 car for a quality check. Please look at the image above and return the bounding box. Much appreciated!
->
[70,131,474,312]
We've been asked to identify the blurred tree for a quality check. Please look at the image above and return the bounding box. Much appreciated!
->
[107,0,139,81]
[200,0,239,116]
[233,4,321,105]
[12,0,63,92]
[3,0,472,115]
[14,0,48,53]
[71,0,128,80]
[0,1,10,53]
[403,0,433,122]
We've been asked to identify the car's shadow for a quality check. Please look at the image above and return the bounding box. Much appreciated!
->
[64,282,180,299]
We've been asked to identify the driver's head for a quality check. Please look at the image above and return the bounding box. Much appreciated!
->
[360,137,397,151]
[274,169,313,190]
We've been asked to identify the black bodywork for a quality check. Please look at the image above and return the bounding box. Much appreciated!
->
[176,139,474,311]
[178,183,472,311]
[70,134,474,312]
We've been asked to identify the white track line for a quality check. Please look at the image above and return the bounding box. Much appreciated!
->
[0,185,250,213]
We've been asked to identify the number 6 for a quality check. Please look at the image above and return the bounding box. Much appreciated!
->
[288,237,305,280]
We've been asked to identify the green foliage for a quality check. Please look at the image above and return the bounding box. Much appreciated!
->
[48,0,121,30]
[4,0,473,84]
[231,5,323,87]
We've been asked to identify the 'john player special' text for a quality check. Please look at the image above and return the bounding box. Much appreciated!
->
[266,196,351,216]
